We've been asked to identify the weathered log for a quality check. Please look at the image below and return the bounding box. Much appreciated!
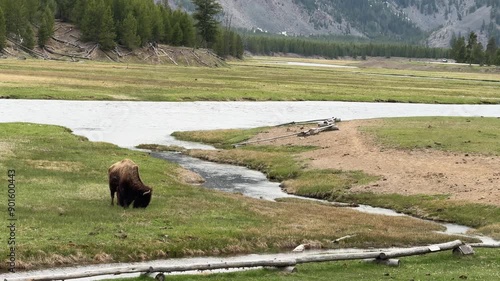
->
[468,242,500,248]
[102,50,118,62]
[160,49,178,65]
[1,47,14,56]
[4,240,466,281]
[298,124,338,137]
[180,50,190,65]
[191,50,210,67]
[4,259,297,281]
[276,117,341,127]
[85,44,99,58]
[333,234,357,243]
[378,240,463,260]
[43,46,90,60]
[50,36,81,48]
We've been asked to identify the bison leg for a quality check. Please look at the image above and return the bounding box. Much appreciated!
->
[109,175,119,206]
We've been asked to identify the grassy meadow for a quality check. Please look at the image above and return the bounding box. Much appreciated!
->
[0,123,453,272]
[0,57,499,103]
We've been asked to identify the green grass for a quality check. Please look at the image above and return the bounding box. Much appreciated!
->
[282,170,380,200]
[0,123,450,271]
[0,58,499,103]
[107,249,500,281]
[360,117,500,155]
[185,148,303,181]
[172,127,269,149]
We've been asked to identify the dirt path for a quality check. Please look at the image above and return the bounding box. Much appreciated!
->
[251,120,500,206]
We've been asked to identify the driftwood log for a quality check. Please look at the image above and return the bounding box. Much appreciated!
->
[468,242,500,248]
[4,240,467,281]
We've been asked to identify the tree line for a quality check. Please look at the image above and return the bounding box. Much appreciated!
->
[0,0,244,58]
[244,35,450,60]
[450,32,500,66]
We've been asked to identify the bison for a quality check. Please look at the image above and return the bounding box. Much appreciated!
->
[108,159,152,208]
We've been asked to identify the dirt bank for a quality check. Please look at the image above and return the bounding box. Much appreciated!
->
[250,120,500,206]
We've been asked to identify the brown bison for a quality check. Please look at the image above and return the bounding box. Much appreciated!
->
[108,159,152,208]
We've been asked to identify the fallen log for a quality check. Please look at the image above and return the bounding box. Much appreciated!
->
[43,46,90,60]
[160,48,178,65]
[1,47,14,56]
[85,44,99,58]
[333,234,357,243]
[4,259,296,281]
[468,242,500,248]
[4,240,466,281]
[8,40,47,59]
[378,240,463,260]
[50,36,81,48]
[191,50,210,67]
[298,124,338,137]
[276,117,341,127]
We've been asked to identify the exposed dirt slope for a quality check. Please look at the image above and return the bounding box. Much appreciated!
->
[250,120,500,206]
[1,21,225,67]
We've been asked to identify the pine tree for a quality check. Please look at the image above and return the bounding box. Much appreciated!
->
[172,22,183,46]
[22,25,35,49]
[485,37,497,65]
[80,0,98,42]
[37,7,55,47]
[495,49,500,66]
[179,12,195,47]
[4,0,27,36]
[161,8,173,44]
[466,32,478,65]
[98,3,116,50]
[192,0,222,48]
[55,0,77,22]
[451,35,466,63]
[472,42,484,65]
[135,3,153,46]
[150,6,164,43]
[0,6,6,50]
[120,12,140,50]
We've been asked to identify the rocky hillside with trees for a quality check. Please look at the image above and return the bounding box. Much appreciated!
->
[180,0,500,48]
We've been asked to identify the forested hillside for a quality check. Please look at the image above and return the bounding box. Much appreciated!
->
[0,0,243,59]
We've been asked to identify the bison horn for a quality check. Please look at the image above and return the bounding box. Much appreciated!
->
[143,190,151,195]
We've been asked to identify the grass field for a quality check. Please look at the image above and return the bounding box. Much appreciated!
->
[0,123,452,272]
[0,58,499,103]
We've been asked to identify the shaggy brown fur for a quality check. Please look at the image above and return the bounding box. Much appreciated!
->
[108,159,152,208]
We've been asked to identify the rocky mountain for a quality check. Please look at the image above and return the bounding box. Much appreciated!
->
[168,0,500,47]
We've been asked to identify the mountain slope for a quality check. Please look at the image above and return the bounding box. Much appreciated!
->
[173,0,500,47]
